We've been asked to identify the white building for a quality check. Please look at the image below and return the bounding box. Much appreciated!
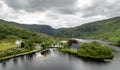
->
[60,41,67,43]
[15,40,22,44]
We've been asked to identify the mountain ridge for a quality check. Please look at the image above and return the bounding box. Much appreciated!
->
[54,16,120,42]
[1,16,120,42]
[0,19,51,40]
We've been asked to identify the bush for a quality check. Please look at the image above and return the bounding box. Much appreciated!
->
[78,42,114,59]
[0,49,29,58]
[91,41,101,46]
[117,40,120,47]
[59,48,77,55]
[0,52,7,57]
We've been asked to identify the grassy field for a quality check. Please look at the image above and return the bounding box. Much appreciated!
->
[0,43,19,51]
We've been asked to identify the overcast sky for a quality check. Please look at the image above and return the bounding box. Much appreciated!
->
[0,0,120,28]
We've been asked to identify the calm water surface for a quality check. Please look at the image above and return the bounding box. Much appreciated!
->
[0,39,120,70]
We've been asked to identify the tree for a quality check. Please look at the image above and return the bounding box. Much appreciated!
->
[41,43,47,49]
[20,42,25,48]
[68,39,78,48]
[25,40,35,50]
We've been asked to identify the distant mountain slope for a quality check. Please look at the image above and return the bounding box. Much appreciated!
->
[54,17,120,42]
[0,20,50,40]
[5,21,55,36]
[20,24,55,35]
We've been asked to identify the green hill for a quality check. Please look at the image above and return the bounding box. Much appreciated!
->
[5,21,55,36]
[0,19,46,40]
[54,17,120,42]
[1,16,120,42]
[19,24,55,36]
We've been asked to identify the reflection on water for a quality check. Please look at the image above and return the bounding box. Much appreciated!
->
[41,49,50,56]
[26,54,34,63]
[36,49,51,60]
[0,39,120,70]
[1,62,6,69]
[13,58,18,65]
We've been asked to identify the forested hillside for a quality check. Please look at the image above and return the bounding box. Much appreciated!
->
[54,17,120,42]
[5,21,55,36]
[1,16,120,42]
[0,20,44,40]
[19,24,55,35]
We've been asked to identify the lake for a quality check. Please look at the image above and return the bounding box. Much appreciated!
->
[0,39,120,70]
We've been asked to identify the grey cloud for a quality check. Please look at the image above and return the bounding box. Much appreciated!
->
[58,8,79,14]
[0,3,2,8]
[4,0,120,18]
[46,13,59,20]
[81,0,120,18]
[1,0,120,28]
[0,1,19,20]
[4,0,78,14]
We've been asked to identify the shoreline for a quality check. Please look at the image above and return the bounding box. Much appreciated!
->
[59,48,113,62]
[0,49,44,62]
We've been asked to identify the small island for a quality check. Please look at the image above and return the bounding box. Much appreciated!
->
[59,39,114,61]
